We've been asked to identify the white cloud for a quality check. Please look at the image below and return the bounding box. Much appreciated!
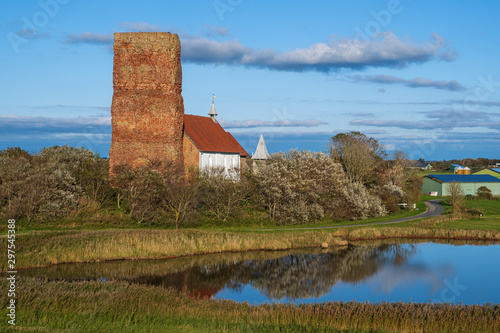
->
[65,32,113,45]
[17,29,49,39]
[204,25,231,37]
[219,119,328,128]
[351,74,466,91]
[182,31,456,72]
[0,115,111,132]
[65,25,457,72]
[119,21,162,32]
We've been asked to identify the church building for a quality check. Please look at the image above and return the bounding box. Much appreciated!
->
[109,32,250,175]
[183,99,249,174]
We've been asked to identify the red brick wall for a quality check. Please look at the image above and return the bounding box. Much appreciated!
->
[183,134,200,171]
[109,32,184,172]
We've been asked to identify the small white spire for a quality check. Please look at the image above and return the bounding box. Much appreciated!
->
[252,134,270,160]
[208,93,217,122]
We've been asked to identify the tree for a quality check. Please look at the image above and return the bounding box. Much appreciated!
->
[476,186,493,200]
[161,163,198,229]
[250,150,386,224]
[0,147,31,160]
[111,161,198,226]
[114,166,164,223]
[198,167,246,220]
[385,150,409,188]
[403,173,424,205]
[329,132,386,184]
[0,147,82,221]
[447,182,465,212]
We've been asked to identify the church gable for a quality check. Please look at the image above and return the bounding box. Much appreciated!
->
[183,114,249,172]
[183,114,249,156]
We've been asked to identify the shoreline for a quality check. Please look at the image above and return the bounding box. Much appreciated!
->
[5,227,500,272]
[3,275,499,333]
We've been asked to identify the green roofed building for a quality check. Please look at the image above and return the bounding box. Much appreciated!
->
[473,168,500,179]
[421,174,500,196]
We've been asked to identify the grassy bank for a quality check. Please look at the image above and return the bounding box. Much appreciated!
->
[2,196,500,272]
[1,277,499,333]
[2,198,500,332]
[3,224,500,272]
[1,229,348,271]
[1,194,434,233]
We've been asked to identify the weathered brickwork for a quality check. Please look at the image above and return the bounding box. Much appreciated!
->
[109,32,184,171]
[182,134,200,171]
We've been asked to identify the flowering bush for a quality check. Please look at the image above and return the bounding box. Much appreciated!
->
[250,150,386,224]
[338,182,387,219]
[376,183,405,213]
[198,167,247,220]
[0,146,83,220]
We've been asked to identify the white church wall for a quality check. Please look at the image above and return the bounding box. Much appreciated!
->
[200,152,240,176]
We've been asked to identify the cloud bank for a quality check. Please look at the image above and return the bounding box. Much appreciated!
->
[181,31,455,72]
[65,32,113,45]
[219,119,328,128]
[65,23,456,72]
[351,74,466,91]
[0,115,111,134]
[350,109,500,131]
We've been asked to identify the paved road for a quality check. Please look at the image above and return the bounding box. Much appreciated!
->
[259,199,444,231]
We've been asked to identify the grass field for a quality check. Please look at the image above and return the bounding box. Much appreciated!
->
[1,196,500,332]
[2,196,500,272]
[416,169,454,176]
[434,197,500,232]
[1,277,499,333]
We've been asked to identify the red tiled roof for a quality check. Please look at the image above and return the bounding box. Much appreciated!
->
[183,114,249,157]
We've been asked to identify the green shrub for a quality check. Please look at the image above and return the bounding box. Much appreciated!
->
[476,186,493,200]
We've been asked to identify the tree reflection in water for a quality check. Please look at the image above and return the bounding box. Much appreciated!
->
[229,244,417,300]
[125,243,418,300]
[20,243,420,301]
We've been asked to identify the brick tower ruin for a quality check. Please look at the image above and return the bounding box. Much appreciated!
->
[109,32,184,172]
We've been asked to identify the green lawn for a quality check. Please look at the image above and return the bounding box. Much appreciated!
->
[416,169,454,176]
[435,197,500,232]
[2,196,500,333]
[197,194,439,232]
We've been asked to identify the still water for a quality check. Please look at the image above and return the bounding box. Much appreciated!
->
[22,240,500,305]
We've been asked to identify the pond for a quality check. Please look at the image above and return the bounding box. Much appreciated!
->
[21,240,500,305]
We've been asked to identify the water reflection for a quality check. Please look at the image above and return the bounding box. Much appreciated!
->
[228,244,418,300]
[20,240,500,305]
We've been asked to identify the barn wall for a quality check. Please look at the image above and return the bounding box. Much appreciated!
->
[442,182,500,196]
[421,177,443,196]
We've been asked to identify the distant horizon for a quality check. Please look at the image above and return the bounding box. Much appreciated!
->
[5,138,499,163]
[2,1,499,160]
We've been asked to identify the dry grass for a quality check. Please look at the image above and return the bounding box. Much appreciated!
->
[2,229,348,271]
[2,277,498,332]
[346,226,500,241]
[3,224,500,272]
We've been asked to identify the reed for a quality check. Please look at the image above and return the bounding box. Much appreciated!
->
[1,229,348,271]
[1,277,498,332]
[346,226,500,241]
[3,225,500,272]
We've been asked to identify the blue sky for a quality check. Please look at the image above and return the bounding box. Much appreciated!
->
[2,0,500,160]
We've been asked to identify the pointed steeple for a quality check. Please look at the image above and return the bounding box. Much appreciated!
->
[208,93,217,122]
[252,134,270,160]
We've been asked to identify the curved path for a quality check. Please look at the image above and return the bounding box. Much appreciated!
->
[260,199,444,231]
